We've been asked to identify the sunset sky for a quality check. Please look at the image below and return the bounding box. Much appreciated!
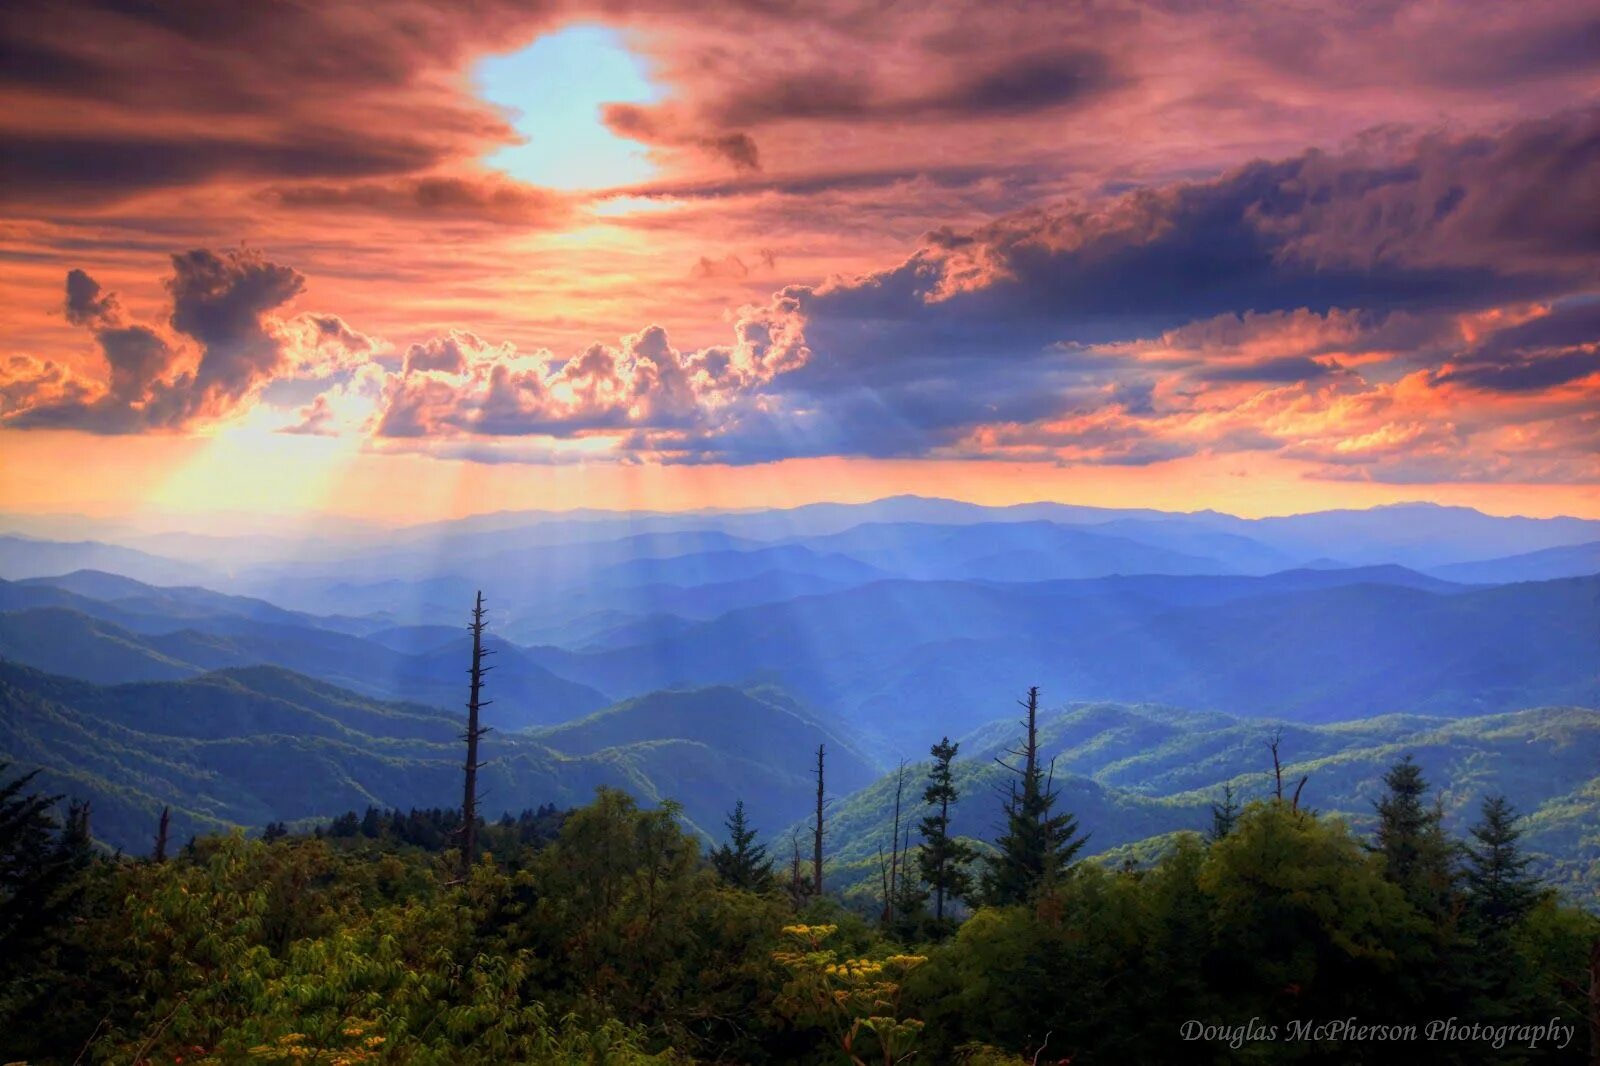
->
[2,0,1598,521]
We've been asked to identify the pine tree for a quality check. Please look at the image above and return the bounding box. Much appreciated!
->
[1373,755,1455,917]
[61,799,94,864]
[0,765,86,964]
[980,687,1086,907]
[1463,795,1538,934]
[1207,784,1239,843]
[710,800,775,891]
[918,737,976,924]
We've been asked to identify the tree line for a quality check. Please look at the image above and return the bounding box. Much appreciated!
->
[0,592,1596,1063]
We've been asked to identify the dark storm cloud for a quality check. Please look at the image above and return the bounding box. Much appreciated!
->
[264,176,570,225]
[601,104,763,172]
[786,107,1600,385]
[669,108,1599,464]
[64,269,116,326]
[707,47,1117,125]
[9,249,306,433]
[1195,357,1338,384]
[2,134,457,206]
[1433,300,1600,393]
[168,249,305,405]
[0,0,548,207]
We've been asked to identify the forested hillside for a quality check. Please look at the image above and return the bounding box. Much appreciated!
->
[3,499,1598,1061]
[3,752,1596,1063]
[823,701,1600,908]
[0,663,861,848]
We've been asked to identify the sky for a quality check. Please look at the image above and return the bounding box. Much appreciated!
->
[1,0,1598,521]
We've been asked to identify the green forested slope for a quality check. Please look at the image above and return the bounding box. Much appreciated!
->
[822,700,1600,903]
[0,662,847,851]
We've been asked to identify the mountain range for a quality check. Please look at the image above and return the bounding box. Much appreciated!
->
[1,496,1596,901]
[818,698,1600,906]
[0,660,871,853]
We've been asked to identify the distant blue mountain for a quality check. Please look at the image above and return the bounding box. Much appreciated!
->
[523,573,1599,751]
[0,605,609,728]
[0,535,206,585]
[1431,540,1600,583]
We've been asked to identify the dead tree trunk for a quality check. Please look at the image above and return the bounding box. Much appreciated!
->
[790,828,808,903]
[886,760,905,925]
[460,590,493,879]
[153,805,170,862]
[1267,729,1285,801]
[812,744,826,897]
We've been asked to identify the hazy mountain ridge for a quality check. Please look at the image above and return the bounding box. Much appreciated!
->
[517,574,1599,747]
[0,604,611,728]
[821,699,1600,902]
[0,661,856,852]
[1,497,1596,892]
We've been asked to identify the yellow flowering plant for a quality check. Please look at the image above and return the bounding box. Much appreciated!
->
[772,924,927,1065]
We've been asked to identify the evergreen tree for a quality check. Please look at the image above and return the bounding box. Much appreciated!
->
[1372,755,1456,916]
[1458,794,1543,1018]
[710,800,775,891]
[918,737,976,924]
[1463,795,1539,934]
[1207,783,1239,843]
[60,798,95,864]
[0,765,86,970]
[980,687,1086,906]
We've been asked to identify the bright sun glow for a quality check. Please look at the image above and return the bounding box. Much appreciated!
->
[476,24,661,191]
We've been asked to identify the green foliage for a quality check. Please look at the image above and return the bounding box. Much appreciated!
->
[821,700,1600,909]
[1465,794,1541,935]
[908,802,1598,1064]
[1373,755,1458,918]
[711,799,776,891]
[3,736,1598,1065]
[979,689,1086,907]
[0,762,89,1008]
[0,662,871,855]
[916,738,975,929]
[1207,782,1240,842]
[772,923,927,1065]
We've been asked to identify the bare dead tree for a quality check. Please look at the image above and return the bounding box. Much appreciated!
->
[153,806,170,863]
[459,590,494,879]
[1265,728,1310,810]
[995,687,1043,787]
[901,820,913,896]
[812,744,826,896]
[877,844,892,919]
[1266,728,1285,801]
[789,827,810,905]
[885,759,906,924]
